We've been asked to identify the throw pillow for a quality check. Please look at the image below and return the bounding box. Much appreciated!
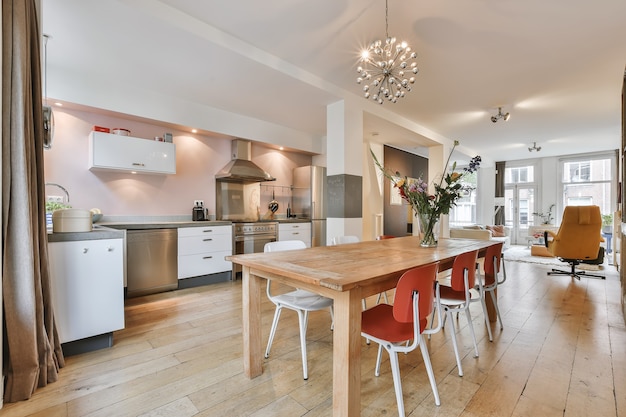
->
[487,225,506,237]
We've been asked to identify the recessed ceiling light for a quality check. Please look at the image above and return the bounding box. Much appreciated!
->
[279,146,284,151]
[54,102,63,107]
[191,129,197,133]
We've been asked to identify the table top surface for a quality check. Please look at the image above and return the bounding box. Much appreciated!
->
[227,237,498,292]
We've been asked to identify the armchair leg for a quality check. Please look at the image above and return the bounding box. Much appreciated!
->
[547,261,605,280]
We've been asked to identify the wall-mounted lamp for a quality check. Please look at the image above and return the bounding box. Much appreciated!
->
[490,107,510,123]
[528,142,542,152]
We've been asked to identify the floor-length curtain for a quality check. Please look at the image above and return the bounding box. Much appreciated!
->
[2,0,64,402]
[495,161,505,225]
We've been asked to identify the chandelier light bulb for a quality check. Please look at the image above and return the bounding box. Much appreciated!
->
[356,0,419,104]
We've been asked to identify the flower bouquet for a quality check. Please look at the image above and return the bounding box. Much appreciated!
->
[371,141,481,247]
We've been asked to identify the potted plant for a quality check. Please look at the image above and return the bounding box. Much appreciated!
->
[532,204,555,225]
[45,201,71,228]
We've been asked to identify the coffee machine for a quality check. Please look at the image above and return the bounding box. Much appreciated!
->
[192,201,206,221]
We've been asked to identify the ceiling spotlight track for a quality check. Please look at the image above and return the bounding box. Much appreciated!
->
[490,107,510,123]
[356,0,418,104]
[528,142,541,152]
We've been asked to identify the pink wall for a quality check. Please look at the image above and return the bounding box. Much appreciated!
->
[44,107,312,218]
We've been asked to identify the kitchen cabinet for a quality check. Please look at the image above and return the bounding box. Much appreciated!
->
[89,131,176,174]
[279,222,311,247]
[178,225,232,279]
[48,238,125,344]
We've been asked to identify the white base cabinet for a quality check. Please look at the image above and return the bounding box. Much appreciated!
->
[89,131,176,174]
[178,225,232,279]
[48,239,125,344]
[279,222,311,247]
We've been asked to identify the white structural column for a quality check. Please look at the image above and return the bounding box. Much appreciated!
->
[326,100,364,243]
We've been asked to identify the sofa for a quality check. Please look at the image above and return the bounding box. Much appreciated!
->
[449,225,511,250]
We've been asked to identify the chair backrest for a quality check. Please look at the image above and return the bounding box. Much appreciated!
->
[483,242,504,286]
[331,235,360,245]
[376,235,395,240]
[264,240,306,252]
[548,205,603,260]
[450,250,479,292]
[393,262,439,327]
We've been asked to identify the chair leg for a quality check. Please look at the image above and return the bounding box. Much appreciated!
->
[489,290,504,330]
[375,343,384,377]
[418,334,441,406]
[296,309,309,380]
[480,295,493,342]
[376,291,389,304]
[446,310,463,377]
[387,349,406,417]
[265,306,283,359]
[464,308,479,358]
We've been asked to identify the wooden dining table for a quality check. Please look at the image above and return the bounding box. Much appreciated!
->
[227,236,500,416]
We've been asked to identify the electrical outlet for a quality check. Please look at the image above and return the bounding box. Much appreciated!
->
[194,200,204,207]
[47,195,64,203]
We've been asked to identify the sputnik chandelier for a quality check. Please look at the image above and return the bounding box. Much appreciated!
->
[356,0,418,104]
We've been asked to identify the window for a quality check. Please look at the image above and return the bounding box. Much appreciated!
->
[449,167,478,227]
[505,166,534,184]
[560,153,614,217]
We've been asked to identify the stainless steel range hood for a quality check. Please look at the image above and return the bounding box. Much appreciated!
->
[215,139,275,182]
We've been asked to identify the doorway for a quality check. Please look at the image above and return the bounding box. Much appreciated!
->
[504,165,537,245]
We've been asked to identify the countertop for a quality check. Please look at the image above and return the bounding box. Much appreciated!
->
[47,225,125,243]
[47,218,312,242]
[100,220,232,230]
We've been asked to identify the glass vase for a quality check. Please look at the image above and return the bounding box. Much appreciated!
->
[417,211,440,247]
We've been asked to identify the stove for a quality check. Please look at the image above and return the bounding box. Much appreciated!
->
[232,221,278,278]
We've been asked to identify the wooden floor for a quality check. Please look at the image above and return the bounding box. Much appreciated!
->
[3,253,625,417]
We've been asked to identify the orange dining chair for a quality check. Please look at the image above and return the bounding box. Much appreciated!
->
[476,242,507,341]
[431,249,480,377]
[361,262,443,415]
[263,240,334,380]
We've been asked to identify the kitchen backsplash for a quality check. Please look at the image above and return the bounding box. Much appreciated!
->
[44,107,312,218]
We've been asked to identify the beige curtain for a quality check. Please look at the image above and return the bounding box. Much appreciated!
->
[2,0,64,402]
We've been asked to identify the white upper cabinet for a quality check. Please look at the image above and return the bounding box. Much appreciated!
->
[89,132,176,174]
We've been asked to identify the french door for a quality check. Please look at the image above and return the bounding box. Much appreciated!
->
[504,184,537,245]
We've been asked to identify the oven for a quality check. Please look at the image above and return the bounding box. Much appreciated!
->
[232,222,278,278]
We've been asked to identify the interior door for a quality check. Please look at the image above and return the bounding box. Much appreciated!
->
[504,185,536,245]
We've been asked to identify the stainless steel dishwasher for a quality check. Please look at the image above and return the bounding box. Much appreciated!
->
[126,228,178,297]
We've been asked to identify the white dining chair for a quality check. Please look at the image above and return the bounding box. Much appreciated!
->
[263,240,334,380]
[331,235,360,245]
[331,235,390,308]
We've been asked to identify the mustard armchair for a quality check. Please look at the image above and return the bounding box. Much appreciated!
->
[545,205,605,280]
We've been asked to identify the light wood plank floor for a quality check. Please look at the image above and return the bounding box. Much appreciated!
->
[3,252,625,416]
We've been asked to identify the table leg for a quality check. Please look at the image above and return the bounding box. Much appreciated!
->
[485,288,497,323]
[242,267,263,378]
[332,288,362,416]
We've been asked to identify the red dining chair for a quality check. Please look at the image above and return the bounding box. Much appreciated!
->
[263,240,334,380]
[476,242,506,341]
[432,249,480,377]
[361,262,443,415]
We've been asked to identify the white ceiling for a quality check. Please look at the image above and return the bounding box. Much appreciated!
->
[42,0,626,163]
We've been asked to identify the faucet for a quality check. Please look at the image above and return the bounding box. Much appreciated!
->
[45,182,70,203]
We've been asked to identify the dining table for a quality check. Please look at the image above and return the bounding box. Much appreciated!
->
[227,236,500,416]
